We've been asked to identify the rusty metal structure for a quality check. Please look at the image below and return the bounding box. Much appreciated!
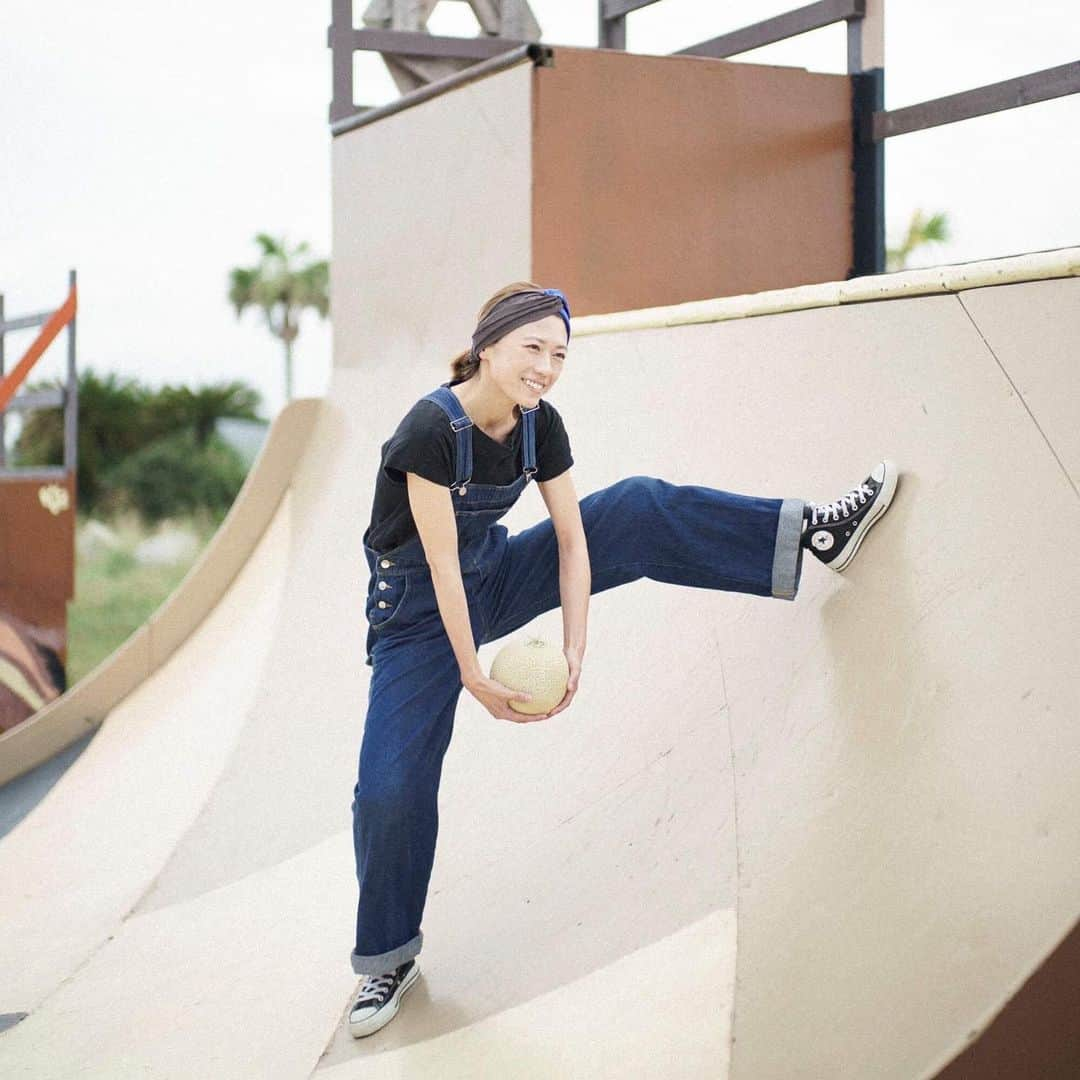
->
[0,271,78,729]
[329,0,1079,283]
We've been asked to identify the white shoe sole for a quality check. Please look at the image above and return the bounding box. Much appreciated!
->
[349,962,420,1038]
[828,459,899,572]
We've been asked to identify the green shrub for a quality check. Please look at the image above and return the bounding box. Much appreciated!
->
[102,429,250,526]
[13,368,263,517]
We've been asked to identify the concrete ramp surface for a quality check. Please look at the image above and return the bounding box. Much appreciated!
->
[0,249,1077,1078]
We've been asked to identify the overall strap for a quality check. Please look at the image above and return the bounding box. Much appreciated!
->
[520,402,539,480]
[424,383,539,494]
[423,385,474,492]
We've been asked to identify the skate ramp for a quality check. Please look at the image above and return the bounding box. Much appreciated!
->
[0,248,1077,1078]
[0,397,323,788]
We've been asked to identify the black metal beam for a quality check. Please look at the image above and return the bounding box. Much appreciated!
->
[331,44,553,137]
[348,28,524,61]
[0,467,68,481]
[63,268,77,474]
[328,0,355,124]
[0,292,5,467]
[601,0,662,18]
[7,388,65,412]
[675,0,864,59]
[852,68,885,277]
[0,312,52,334]
[873,60,1080,141]
[598,17,625,50]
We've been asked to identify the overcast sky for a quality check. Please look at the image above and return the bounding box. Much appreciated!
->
[2,1,1077,422]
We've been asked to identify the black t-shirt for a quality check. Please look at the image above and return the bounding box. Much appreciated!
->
[364,392,574,554]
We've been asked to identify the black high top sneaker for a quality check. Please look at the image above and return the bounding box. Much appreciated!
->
[349,959,420,1038]
[801,460,899,572]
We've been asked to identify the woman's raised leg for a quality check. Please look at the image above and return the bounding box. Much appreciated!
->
[483,474,806,644]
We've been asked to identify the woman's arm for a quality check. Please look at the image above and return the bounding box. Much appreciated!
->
[557,542,590,655]
[405,472,484,684]
[537,469,590,656]
[406,472,538,721]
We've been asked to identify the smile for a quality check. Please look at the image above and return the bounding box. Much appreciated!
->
[522,378,544,391]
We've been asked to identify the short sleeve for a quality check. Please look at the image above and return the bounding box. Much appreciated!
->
[535,402,574,482]
[382,403,455,488]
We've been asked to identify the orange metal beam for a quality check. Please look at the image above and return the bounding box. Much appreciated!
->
[0,285,78,413]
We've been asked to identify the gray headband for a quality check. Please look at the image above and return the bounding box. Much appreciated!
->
[471,288,571,363]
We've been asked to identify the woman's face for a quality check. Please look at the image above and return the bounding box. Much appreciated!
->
[480,314,568,406]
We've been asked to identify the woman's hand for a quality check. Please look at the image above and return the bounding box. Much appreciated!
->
[463,673,542,724]
[540,645,583,719]
[463,645,583,724]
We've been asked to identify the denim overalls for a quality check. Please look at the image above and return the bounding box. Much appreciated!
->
[351,382,808,976]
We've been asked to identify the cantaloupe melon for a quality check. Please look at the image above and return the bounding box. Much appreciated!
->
[489,635,569,715]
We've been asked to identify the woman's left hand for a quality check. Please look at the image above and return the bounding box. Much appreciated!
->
[533,645,583,720]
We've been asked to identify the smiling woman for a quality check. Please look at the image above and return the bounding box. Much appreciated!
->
[448,280,569,395]
[348,280,900,1038]
[362,287,575,563]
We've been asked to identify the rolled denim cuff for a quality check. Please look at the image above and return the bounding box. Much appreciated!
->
[771,498,806,601]
[351,930,423,976]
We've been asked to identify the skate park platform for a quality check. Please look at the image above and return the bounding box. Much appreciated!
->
[0,242,1078,1077]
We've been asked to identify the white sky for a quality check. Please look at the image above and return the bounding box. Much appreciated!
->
[1,1,1077,421]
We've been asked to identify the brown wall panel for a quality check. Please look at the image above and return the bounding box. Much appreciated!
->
[933,915,1080,1079]
[0,472,76,597]
[0,472,76,698]
[532,47,853,317]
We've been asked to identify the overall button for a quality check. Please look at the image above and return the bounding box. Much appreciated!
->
[378,581,390,590]
[378,601,389,609]
[380,559,393,568]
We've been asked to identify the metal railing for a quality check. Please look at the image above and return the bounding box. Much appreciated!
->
[330,41,552,136]
[599,1,1079,274]
[0,270,79,478]
[600,0,875,68]
[327,1,1079,275]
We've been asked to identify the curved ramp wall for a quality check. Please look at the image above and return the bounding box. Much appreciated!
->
[0,249,1076,1078]
[571,247,1080,1079]
[0,398,322,786]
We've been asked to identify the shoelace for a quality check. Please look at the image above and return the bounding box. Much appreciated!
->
[354,971,396,1005]
[808,481,873,525]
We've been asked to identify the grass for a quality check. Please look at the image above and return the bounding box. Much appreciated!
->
[66,510,222,686]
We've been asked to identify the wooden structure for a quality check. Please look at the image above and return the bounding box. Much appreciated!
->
[0,272,78,728]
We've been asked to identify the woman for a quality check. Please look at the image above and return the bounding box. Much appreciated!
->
[348,282,899,1037]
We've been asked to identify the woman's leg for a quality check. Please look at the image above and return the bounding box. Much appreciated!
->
[351,628,464,975]
[484,474,806,643]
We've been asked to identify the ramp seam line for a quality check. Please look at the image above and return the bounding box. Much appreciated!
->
[718,642,742,1070]
[955,293,1079,501]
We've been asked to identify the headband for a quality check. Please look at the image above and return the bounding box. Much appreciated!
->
[471,288,571,363]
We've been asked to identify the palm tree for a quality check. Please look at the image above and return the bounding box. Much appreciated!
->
[887,209,951,272]
[148,382,262,448]
[228,234,329,403]
[14,369,263,512]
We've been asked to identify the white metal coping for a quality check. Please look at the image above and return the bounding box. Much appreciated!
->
[570,245,1080,337]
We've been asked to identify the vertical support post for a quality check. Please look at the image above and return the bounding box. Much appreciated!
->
[63,269,78,476]
[598,3,626,50]
[851,67,885,276]
[0,291,6,468]
[849,0,885,276]
[329,0,355,124]
[500,0,533,41]
[847,0,883,75]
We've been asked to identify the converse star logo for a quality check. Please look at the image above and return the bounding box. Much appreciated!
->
[811,531,834,551]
